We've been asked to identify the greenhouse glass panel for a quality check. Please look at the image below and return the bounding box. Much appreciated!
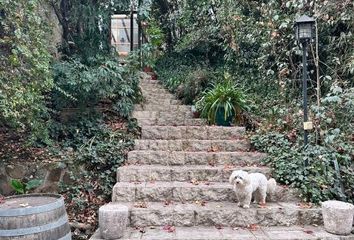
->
[111,14,139,56]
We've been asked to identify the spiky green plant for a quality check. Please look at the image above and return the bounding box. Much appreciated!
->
[196,81,248,125]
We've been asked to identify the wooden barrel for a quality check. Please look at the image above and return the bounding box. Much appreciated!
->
[0,194,71,240]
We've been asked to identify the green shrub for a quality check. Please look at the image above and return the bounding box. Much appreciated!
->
[53,116,138,199]
[52,55,141,118]
[252,132,353,203]
[176,68,213,104]
[251,86,354,203]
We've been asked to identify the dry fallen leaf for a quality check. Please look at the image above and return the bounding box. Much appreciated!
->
[215,224,223,230]
[134,202,148,208]
[303,230,314,234]
[163,225,176,233]
[135,227,146,233]
[208,159,217,167]
[195,200,207,206]
[164,200,173,206]
[298,203,312,209]
[190,178,200,185]
[258,203,267,208]
[223,164,235,170]
[247,224,259,231]
[207,146,220,152]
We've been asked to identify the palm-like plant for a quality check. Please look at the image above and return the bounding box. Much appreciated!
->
[196,81,248,126]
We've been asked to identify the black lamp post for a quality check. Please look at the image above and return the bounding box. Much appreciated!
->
[295,15,315,157]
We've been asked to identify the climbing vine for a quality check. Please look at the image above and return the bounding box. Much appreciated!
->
[0,0,53,143]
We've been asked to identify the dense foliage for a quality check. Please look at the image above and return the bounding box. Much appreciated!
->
[54,116,138,200]
[0,0,53,142]
[49,115,139,239]
[1,0,139,238]
[50,0,130,58]
[146,0,354,203]
[52,55,141,117]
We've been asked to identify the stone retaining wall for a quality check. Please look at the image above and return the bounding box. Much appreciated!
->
[0,161,69,196]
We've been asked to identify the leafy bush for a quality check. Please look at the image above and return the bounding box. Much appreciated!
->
[252,132,353,203]
[53,115,139,239]
[0,0,53,143]
[176,68,213,104]
[54,116,139,200]
[155,51,216,104]
[52,55,141,118]
[251,85,354,203]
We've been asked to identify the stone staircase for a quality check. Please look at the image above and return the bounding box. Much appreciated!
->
[91,74,354,239]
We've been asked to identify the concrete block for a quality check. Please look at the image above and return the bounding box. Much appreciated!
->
[322,200,354,235]
[99,204,129,239]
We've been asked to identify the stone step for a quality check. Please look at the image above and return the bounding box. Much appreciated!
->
[143,92,176,99]
[139,83,169,90]
[136,118,207,126]
[104,201,322,228]
[134,139,250,151]
[112,181,298,203]
[140,79,160,84]
[144,99,181,105]
[132,111,193,119]
[134,104,192,112]
[91,225,354,240]
[127,151,265,165]
[117,165,270,183]
[141,126,245,140]
[140,87,170,94]
[139,84,165,90]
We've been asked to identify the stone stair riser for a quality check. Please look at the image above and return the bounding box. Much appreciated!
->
[140,80,159,85]
[141,126,245,140]
[141,92,172,98]
[144,99,181,105]
[133,111,193,119]
[134,105,192,112]
[136,118,207,126]
[140,87,170,94]
[91,226,354,240]
[134,140,250,152]
[127,151,265,166]
[112,183,297,203]
[143,92,176,98]
[117,166,270,183]
[127,204,322,228]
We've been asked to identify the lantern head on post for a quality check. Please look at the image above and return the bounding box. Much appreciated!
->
[295,15,315,43]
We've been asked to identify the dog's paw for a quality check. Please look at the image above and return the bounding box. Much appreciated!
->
[237,202,241,207]
[242,205,250,209]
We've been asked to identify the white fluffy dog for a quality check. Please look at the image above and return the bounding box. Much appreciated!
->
[229,170,276,208]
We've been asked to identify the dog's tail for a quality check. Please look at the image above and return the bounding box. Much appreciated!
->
[267,178,277,195]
